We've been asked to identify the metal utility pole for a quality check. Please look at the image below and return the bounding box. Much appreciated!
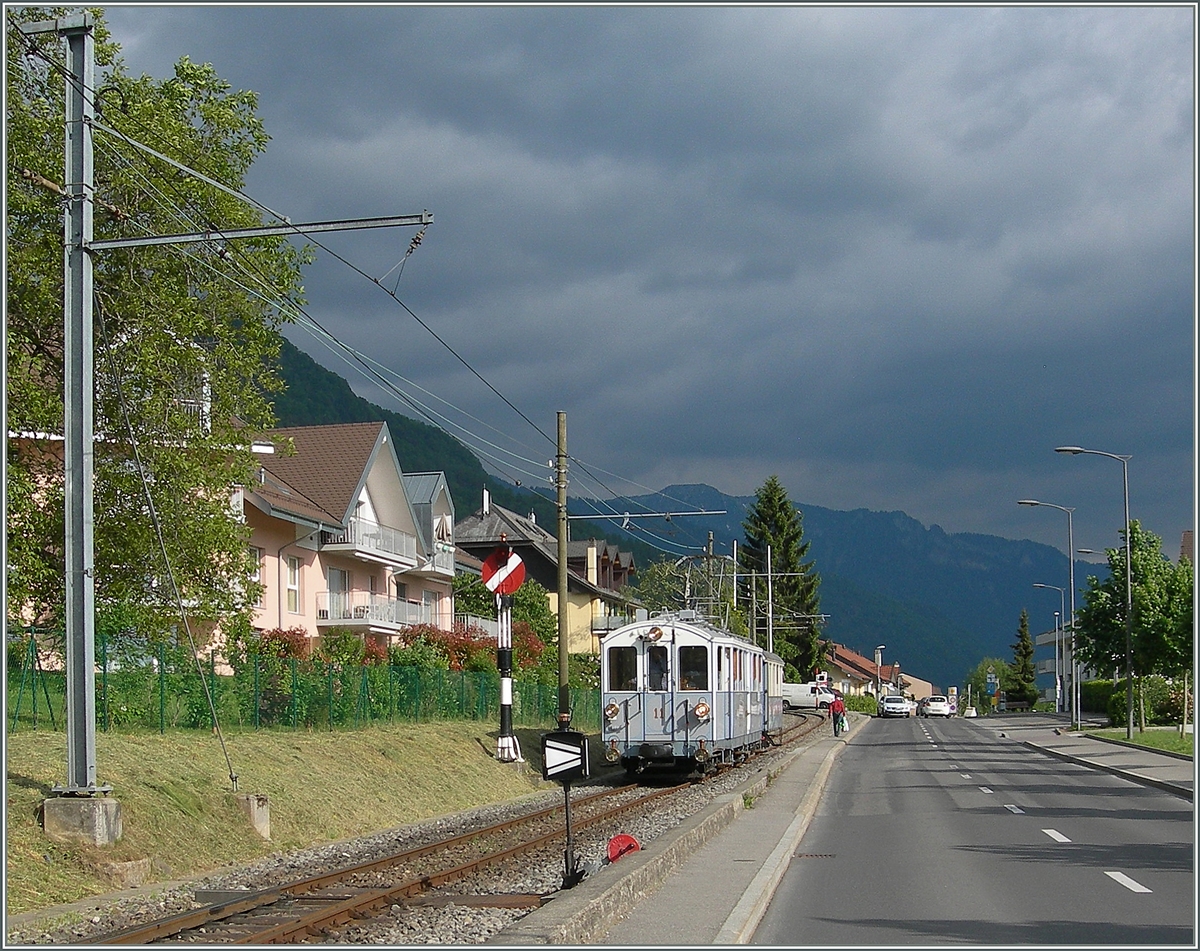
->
[556,412,570,727]
[766,545,774,655]
[18,12,104,797]
[25,12,433,803]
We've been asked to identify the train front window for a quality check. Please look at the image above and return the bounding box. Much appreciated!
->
[647,645,669,691]
[608,646,637,690]
[678,646,708,690]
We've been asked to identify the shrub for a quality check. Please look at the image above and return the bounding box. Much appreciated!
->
[1106,675,1180,728]
[316,626,365,667]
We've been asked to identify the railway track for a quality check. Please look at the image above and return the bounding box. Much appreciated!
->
[79,712,826,945]
[82,782,686,945]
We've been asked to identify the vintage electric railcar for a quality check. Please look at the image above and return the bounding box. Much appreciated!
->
[600,611,784,775]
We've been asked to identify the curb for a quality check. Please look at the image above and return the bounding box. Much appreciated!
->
[1022,741,1193,801]
[713,716,859,943]
[487,756,790,946]
[488,718,838,946]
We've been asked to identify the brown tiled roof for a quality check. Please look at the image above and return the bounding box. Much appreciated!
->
[263,422,385,525]
[248,469,341,526]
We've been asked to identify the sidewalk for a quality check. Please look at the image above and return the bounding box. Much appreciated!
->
[489,712,1193,945]
[971,714,1194,801]
[490,713,861,946]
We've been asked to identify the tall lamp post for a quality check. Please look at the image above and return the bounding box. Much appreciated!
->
[875,645,886,699]
[1056,447,1133,739]
[1032,583,1065,714]
[1018,499,1078,729]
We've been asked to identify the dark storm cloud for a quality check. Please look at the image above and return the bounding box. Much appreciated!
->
[100,5,1194,557]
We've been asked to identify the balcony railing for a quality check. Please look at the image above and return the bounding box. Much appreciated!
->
[591,614,630,634]
[316,591,431,628]
[455,614,500,637]
[321,517,418,566]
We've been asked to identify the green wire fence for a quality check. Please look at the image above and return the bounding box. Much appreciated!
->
[7,631,599,734]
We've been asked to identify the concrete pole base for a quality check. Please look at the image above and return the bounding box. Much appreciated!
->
[234,792,271,839]
[42,795,122,846]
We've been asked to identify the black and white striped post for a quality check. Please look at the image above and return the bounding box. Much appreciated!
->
[482,536,525,764]
[495,591,521,762]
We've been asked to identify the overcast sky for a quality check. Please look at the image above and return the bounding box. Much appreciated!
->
[98,4,1195,562]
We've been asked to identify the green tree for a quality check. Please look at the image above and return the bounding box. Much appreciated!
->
[1009,609,1039,706]
[1074,521,1193,730]
[451,574,558,644]
[631,559,689,614]
[963,657,1011,716]
[7,9,306,640]
[628,556,749,637]
[738,476,821,680]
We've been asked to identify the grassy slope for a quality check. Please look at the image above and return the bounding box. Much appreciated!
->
[5,722,558,918]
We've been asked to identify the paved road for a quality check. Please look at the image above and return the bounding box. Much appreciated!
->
[752,715,1194,945]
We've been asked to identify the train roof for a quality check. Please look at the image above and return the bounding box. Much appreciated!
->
[609,611,781,657]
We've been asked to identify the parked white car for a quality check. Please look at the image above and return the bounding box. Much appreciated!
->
[878,694,910,718]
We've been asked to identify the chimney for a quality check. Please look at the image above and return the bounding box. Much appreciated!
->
[482,487,490,516]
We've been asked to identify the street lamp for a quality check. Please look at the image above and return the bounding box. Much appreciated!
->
[1056,446,1133,739]
[875,645,885,698]
[1032,583,1065,714]
[1018,499,1078,729]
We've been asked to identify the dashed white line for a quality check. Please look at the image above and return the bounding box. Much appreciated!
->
[1105,871,1152,893]
[1042,829,1071,843]
[978,786,994,794]
[960,773,972,779]
[1003,804,1024,814]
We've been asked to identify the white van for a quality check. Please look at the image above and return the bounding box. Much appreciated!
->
[782,681,837,710]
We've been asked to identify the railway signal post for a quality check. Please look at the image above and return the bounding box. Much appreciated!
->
[542,729,590,888]
[482,537,525,763]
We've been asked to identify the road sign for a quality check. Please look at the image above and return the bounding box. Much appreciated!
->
[482,546,525,595]
[542,730,590,783]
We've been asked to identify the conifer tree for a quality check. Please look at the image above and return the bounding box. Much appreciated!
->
[738,476,821,680]
[1009,609,1039,706]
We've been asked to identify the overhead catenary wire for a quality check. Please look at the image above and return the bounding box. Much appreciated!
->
[13,19,709,560]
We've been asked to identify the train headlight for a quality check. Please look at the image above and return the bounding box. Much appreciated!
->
[605,740,620,763]
[695,740,711,763]
[693,701,711,720]
[604,702,620,721]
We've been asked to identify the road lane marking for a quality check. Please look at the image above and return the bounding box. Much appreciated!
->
[960,773,971,779]
[1105,871,1152,893]
[1042,829,1070,842]
[1003,804,1024,814]
[978,786,994,794]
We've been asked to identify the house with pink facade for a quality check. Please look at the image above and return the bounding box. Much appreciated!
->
[238,421,457,655]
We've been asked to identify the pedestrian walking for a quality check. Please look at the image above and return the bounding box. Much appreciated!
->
[829,695,847,736]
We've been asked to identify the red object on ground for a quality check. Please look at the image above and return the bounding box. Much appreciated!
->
[607,833,641,863]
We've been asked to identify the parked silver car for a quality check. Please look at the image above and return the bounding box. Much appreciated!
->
[878,694,910,718]
[921,695,952,717]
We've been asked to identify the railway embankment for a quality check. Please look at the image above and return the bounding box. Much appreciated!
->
[5,721,557,924]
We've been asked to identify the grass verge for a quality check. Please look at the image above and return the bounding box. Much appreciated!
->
[5,722,561,918]
[1087,727,1194,757]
